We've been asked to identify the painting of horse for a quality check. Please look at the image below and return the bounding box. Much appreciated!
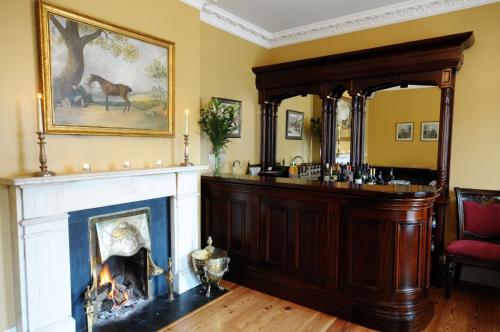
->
[88,74,132,112]
[37,2,174,136]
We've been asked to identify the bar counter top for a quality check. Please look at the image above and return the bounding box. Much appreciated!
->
[202,173,440,199]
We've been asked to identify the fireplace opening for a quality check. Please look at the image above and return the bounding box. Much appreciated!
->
[94,249,148,321]
[87,208,168,328]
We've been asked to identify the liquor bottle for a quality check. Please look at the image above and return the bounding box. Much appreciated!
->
[367,168,376,185]
[354,166,363,184]
[331,163,338,182]
[361,164,369,183]
[386,168,395,183]
[324,163,330,181]
[346,164,353,183]
[376,171,385,185]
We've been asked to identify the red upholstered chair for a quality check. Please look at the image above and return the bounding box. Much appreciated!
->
[444,188,500,298]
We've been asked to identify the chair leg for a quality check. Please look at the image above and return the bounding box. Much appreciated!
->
[444,257,454,299]
[454,262,462,283]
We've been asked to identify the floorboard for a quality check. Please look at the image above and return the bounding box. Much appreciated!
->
[160,281,500,332]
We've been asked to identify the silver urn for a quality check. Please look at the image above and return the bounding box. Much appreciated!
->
[191,237,230,297]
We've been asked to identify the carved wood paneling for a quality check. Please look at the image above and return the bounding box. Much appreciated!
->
[201,176,440,331]
[396,222,423,292]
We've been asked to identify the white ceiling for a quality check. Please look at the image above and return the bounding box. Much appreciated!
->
[182,0,498,48]
[212,0,406,33]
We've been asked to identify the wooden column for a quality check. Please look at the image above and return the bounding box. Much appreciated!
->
[260,101,278,169]
[321,97,335,170]
[437,87,454,190]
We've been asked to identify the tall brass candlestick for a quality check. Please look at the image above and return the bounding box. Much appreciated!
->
[166,257,175,302]
[33,131,56,177]
[180,134,194,166]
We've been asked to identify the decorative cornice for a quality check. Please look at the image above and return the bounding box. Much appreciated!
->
[200,3,272,48]
[180,0,499,49]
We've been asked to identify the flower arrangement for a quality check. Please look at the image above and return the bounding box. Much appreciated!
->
[199,98,238,174]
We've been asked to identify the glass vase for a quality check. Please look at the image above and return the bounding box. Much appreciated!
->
[208,149,225,176]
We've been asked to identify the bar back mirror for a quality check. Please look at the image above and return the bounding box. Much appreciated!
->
[362,85,441,184]
[276,94,322,166]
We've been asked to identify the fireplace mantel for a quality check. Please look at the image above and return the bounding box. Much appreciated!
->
[1,165,208,332]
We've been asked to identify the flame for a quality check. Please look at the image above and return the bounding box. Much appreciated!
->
[98,263,129,307]
[99,264,113,287]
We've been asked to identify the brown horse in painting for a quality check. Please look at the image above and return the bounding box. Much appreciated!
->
[88,74,132,112]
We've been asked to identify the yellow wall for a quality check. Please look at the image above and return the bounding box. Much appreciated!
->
[200,23,268,174]
[276,95,314,164]
[366,88,440,169]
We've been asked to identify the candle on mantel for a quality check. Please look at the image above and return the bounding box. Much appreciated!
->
[37,93,44,133]
[185,109,189,135]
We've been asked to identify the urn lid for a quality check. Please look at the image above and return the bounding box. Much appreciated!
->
[191,236,227,260]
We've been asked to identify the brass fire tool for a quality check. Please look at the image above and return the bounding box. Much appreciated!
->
[84,286,94,332]
[32,131,56,177]
[166,257,175,302]
[180,134,194,166]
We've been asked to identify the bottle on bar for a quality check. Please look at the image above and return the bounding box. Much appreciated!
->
[331,163,338,182]
[324,163,330,181]
[387,168,395,183]
[376,171,385,185]
[367,168,376,185]
[354,166,363,184]
[362,164,369,183]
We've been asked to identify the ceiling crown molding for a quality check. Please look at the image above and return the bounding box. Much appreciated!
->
[179,0,498,49]
[200,3,273,48]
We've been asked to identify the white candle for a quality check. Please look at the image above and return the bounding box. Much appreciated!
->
[37,93,44,133]
[82,163,91,173]
[185,109,189,135]
[123,161,130,169]
[155,159,163,167]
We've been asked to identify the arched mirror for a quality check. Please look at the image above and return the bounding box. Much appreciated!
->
[362,84,441,184]
[276,94,322,165]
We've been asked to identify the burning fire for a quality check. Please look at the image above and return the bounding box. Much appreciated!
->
[99,264,129,307]
[99,264,113,287]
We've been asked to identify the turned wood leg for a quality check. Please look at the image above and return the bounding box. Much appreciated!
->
[444,257,454,298]
[454,262,463,283]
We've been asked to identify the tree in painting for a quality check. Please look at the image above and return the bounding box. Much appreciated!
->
[146,59,167,105]
[49,14,139,102]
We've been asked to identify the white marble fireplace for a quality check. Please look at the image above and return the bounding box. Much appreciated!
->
[0,165,208,332]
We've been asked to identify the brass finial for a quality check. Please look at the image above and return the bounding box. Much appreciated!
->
[206,236,215,255]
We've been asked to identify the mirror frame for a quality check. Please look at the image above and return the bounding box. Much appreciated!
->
[253,31,474,192]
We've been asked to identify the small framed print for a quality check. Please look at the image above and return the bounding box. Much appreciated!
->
[214,97,242,138]
[421,121,439,141]
[286,110,304,140]
[396,122,414,141]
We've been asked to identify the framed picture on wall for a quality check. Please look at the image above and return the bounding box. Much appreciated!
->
[286,110,304,140]
[395,122,414,141]
[36,1,175,136]
[421,122,439,141]
[214,97,242,138]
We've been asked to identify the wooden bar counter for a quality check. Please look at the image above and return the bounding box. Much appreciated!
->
[201,174,441,331]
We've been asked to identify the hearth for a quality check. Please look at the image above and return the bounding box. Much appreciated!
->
[85,208,172,330]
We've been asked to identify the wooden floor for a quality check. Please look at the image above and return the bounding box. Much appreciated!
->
[160,281,500,332]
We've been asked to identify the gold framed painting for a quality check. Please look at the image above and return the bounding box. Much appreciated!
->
[36,0,175,137]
